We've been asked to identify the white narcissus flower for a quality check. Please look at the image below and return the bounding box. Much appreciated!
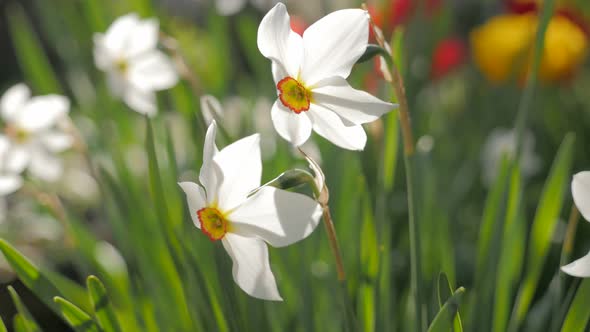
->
[561,171,590,277]
[179,121,322,300]
[257,3,395,150]
[0,84,73,182]
[93,13,178,116]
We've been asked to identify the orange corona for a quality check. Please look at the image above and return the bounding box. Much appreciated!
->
[197,207,230,241]
[277,77,312,114]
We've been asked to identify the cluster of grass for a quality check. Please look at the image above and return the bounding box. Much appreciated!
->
[0,0,589,331]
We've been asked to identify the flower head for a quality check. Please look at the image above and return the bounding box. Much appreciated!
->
[561,171,590,277]
[94,13,178,116]
[471,13,588,83]
[0,84,73,182]
[179,121,322,300]
[257,3,395,150]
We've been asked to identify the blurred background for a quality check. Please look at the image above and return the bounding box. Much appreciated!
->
[0,0,590,331]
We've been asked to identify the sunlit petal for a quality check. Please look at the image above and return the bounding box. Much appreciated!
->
[257,3,303,78]
[222,233,282,301]
[301,9,369,85]
[0,175,23,196]
[178,182,207,229]
[307,104,367,150]
[123,86,157,116]
[125,18,159,58]
[128,51,178,91]
[312,76,395,125]
[212,133,261,211]
[15,95,69,132]
[230,186,322,247]
[103,13,140,54]
[572,171,590,222]
[270,101,312,147]
[1,83,30,122]
[562,251,590,278]
[200,121,220,204]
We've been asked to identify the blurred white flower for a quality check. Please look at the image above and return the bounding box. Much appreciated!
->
[179,121,322,300]
[258,3,395,150]
[216,0,281,16]
[94,13,178,116]
[0,136,23,197]
[561,171,590,277]
[481,128,540,186]
[0,84,73,182]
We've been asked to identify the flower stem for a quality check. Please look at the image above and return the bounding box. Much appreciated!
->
[321,204,346,281]
[365,8,424,330]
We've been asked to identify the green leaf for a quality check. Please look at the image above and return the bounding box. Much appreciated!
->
[262,169,316,192]
[0,314,6,332]
[358,179,379,332]
[356,44,391,64]
[0,239,91,313]
[87,276,122,332]
[0,239,65,314]
[561,279,590,332]
[471,157,511,328]
[382,111,399,191]
[7,286,41,332]
[54,297,101,332]
[6,3,61,94]
[13,314,29,332]
[428,287,466,332]
[510,133,575,329]
[437,273,463,332]
[492,166,525,332]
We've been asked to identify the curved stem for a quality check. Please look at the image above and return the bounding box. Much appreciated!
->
[365,7,423,330]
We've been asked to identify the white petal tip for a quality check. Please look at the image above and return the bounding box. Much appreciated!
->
[561,253,590,278]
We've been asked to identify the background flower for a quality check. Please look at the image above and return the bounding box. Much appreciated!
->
[94,13,178,116]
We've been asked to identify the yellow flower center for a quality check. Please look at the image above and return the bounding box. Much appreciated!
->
[115,58,129,75]
[277,77,313,114]
[5,125,29,143]
[197,207,230,241]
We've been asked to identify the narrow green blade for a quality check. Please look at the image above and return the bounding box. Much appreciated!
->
[510,133,575,328]
[53,297,101,332]
[561,279,590,332]
[7,286,41,332]
[87,276,122,332]
[6,3,61,94]
[428,287,466,332]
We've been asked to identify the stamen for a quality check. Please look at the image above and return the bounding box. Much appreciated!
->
[197,207,230,241]
[277,77,312,114]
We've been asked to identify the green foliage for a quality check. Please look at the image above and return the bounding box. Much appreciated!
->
[0,0,589,331]
[53,297,101,332]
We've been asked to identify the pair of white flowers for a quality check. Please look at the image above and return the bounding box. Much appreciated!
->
[96,5,395,151]
[0,84,73,196]
[179,4,395,300]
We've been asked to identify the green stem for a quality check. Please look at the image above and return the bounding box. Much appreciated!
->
[513,0,555,157]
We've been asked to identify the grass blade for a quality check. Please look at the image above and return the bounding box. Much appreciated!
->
[428,287,466,332]
[0,239,90,315]
[437,273,463,332]
[54,296,101,332]
[87,276,122,332]
[0,314,6,332]
[493,166,525,332]
[560,279,590,332]
[509,133,575,330]
[7,286,41,332]
[6,3,61,94]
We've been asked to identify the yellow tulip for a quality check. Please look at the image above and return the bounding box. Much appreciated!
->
[471,13,587,83]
